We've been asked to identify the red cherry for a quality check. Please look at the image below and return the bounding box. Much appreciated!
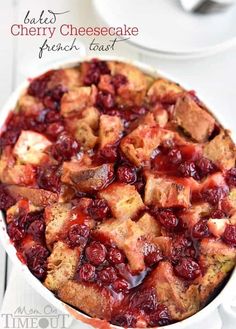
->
[78,263,96,282]
[130,288,157,314]
[112,278,129,293]
[174,258,201,280]
[202,187,228,205]
[196,157,216,178]
[148,304,171,327]
[107,247,125,265]
[158,209,179,230]
[27,220,45,241]
[223,225,236,246]
[89,199,110,221]
[117,165,137,184]
[168,148,182,165]
[7,222,24,243]
[112,74,128,90]
[144,247,163,266]
[24,244,49,280]
[68,224,90,247]
[226,168,236,187]
[85,241,107,266]
[96,91,115,109]
[178,161,200,180]
[98,266,117,284]
[192,219,210,239]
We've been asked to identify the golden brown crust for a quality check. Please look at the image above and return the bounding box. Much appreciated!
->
[58,280,114,320]
[174,95,215,142]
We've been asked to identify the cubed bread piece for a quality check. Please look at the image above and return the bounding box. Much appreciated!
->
[137,212,161,237]
[203,131,236,170]
[144,261,200,321]
[99,115,123,149]
[152,236,172,257]
[151,107,169,127]
[99,183,145,220]
[45,203,72,248]
[44,241,80,292]
[0,158,35,185]
[174,95,215,142]
[6,185,58,207]
[61,86,97,117]
[61,155,92,186]
[95,218,145,272]
[95,214,160,272]
[18,95,44,115]
[199,238,236,304]
[74,120,98,150]
[180,203,211,230]
[13,130,51,165]
[47,68,82,90]
[98,74,114,94]
[120,125,174,166]
[63,163,114,193]
[80,107,100,130]
[58,280,114,320]
[222,188,236,214]
[147,78,183,103]
[144,173,190,208]
[108,61,152,106]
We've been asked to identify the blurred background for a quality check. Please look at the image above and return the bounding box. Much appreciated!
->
[0,0,236,327]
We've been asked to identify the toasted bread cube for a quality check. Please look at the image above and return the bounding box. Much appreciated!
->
[152,107,169,127]
[44,241,80,292]
[95,214,159,272]
[80,107,100,130]
[120,125,173,166]
[13,130,51,165]
[0,154,36,185]
[222,188,236,214]
[174,95,215,142]
[144,174,190,208]
[47,68,82,90]
[45,203,72,248]
[63,163,114,193]
[98,74,114,94]
[203,131,236,170]
[99,115,123,149]
[74,120,98,150]
[61,86,97,117]
[99,183,145,220]
[152,236,172,257]
[58,280,114,320]
[137,213,161,237]
[95,218,145,272]
[148,78,183,103]
[18,95,44,115]
[180,203,211,230]
[6,185,58,207]
[144,261,200,321]
[199,239,236,304]
[108,61,151,106]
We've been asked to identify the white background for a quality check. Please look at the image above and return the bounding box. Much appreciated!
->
[0,0,236,312]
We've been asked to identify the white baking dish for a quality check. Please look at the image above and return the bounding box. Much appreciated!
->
[0,57,235,329]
